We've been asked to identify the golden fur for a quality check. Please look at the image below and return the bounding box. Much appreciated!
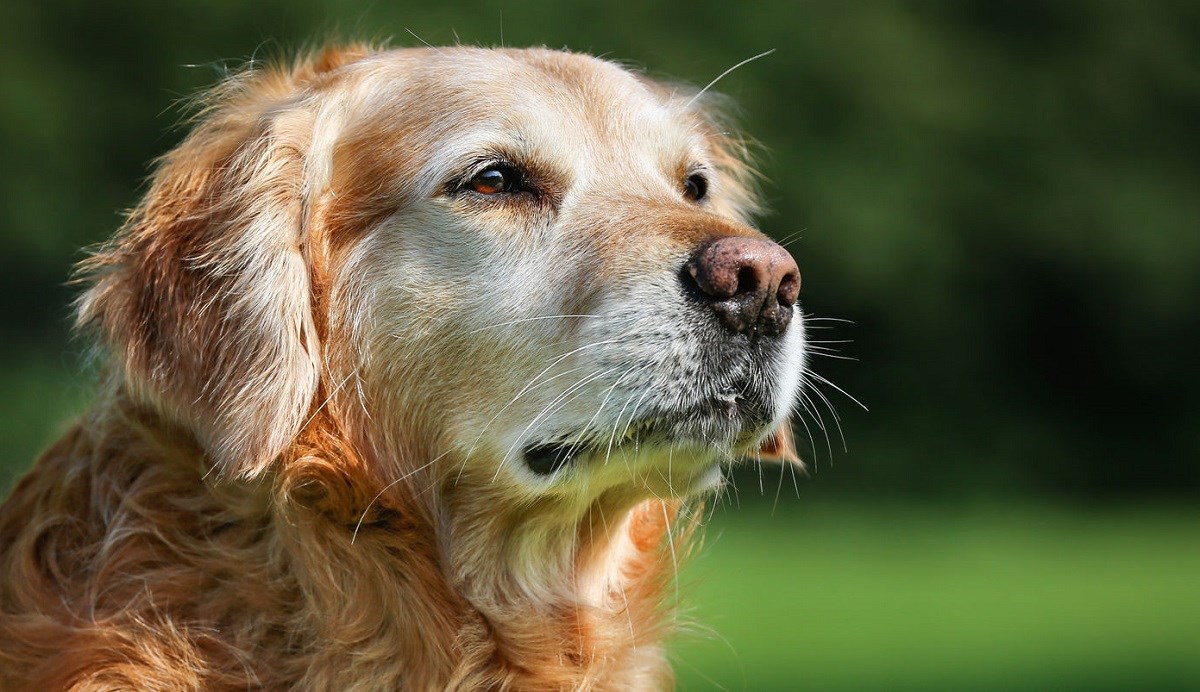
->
[0,45,802,690]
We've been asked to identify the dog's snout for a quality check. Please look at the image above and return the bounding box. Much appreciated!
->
[684,236,801,338]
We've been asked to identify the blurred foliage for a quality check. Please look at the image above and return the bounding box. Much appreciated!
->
[4,0,1198,497]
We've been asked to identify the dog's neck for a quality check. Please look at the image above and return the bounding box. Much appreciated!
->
[442,488,682,688]
[270,416,684,689]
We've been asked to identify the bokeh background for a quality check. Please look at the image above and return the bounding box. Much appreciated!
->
[3,1,1197,688]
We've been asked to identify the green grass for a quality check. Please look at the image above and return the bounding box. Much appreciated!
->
[672,501,1200,690]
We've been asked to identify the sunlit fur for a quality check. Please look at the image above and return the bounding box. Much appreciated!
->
[0,45,803,689]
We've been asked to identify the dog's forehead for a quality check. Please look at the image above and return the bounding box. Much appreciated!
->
[322,47,720,215]
[352,47,701,160]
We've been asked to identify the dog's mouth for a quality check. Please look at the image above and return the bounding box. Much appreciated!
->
[522,442,582,475]
[521,415,660,475]
[521,389,774,476]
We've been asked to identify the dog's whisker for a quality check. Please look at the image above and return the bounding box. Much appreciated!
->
[351,449,453,545]
[685,49,776,110]
[666,443,676,498]
[796,388,834,460]
[456,362,593,482]
[790,402,822,469]
[559,363,645,465]
[301,370,356,430]
[614,385,657,476]
[803,372,856,455]
[756,449,766,495]
[593,503,637,640]
[774,227,807,248]
[494,367,621,482]
[661,500,680,617]
[617,382,656,444]
[465,313,595,335]
[771,450,788,514]
[404,28,442,54]
[456,336,629,475]
[806,350,858,361]
[803,374,843,428]
[601,376,645,470]
[788,454,803,498]
[805,370,869,413]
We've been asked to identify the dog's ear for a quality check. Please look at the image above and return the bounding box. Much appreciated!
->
[75,67,326,478]
[756,421,804,469]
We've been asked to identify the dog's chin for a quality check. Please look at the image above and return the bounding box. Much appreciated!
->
[520,392,778,495]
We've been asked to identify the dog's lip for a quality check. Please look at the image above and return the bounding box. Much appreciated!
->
[523,441,579,475]
[521,416,660,475]
[521,422,651,475]
[522,392,771,475]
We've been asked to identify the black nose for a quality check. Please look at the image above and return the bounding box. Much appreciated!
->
[683,236,801,338]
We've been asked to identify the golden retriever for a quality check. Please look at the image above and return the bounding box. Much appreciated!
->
[0,44,804,690]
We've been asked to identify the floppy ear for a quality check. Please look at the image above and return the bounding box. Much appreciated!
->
[755,421,804,469]
[76,74,321,478]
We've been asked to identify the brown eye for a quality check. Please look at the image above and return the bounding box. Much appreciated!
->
[468,164,516,194]
[683,173,708,201]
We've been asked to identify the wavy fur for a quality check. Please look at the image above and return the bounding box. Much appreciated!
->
[0,44,800,690]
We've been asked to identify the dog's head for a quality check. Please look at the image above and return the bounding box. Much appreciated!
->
[77,46,804,506]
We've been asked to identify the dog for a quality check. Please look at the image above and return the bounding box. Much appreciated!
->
[0,44,805,690]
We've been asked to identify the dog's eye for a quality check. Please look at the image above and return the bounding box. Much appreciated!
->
[467,164,518,195]
[683,173,708,201]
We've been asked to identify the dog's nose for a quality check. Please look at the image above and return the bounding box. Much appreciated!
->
[684,236,801,338]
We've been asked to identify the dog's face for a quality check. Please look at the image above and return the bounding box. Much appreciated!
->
[329,48,805,500]
[79,47,804,506]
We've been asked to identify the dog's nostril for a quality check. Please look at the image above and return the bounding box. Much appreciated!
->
[736,266,759,295]
[684,236,800,338]
[777,271,801,308]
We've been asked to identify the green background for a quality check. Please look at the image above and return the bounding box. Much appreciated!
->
[2,2,1197,688]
